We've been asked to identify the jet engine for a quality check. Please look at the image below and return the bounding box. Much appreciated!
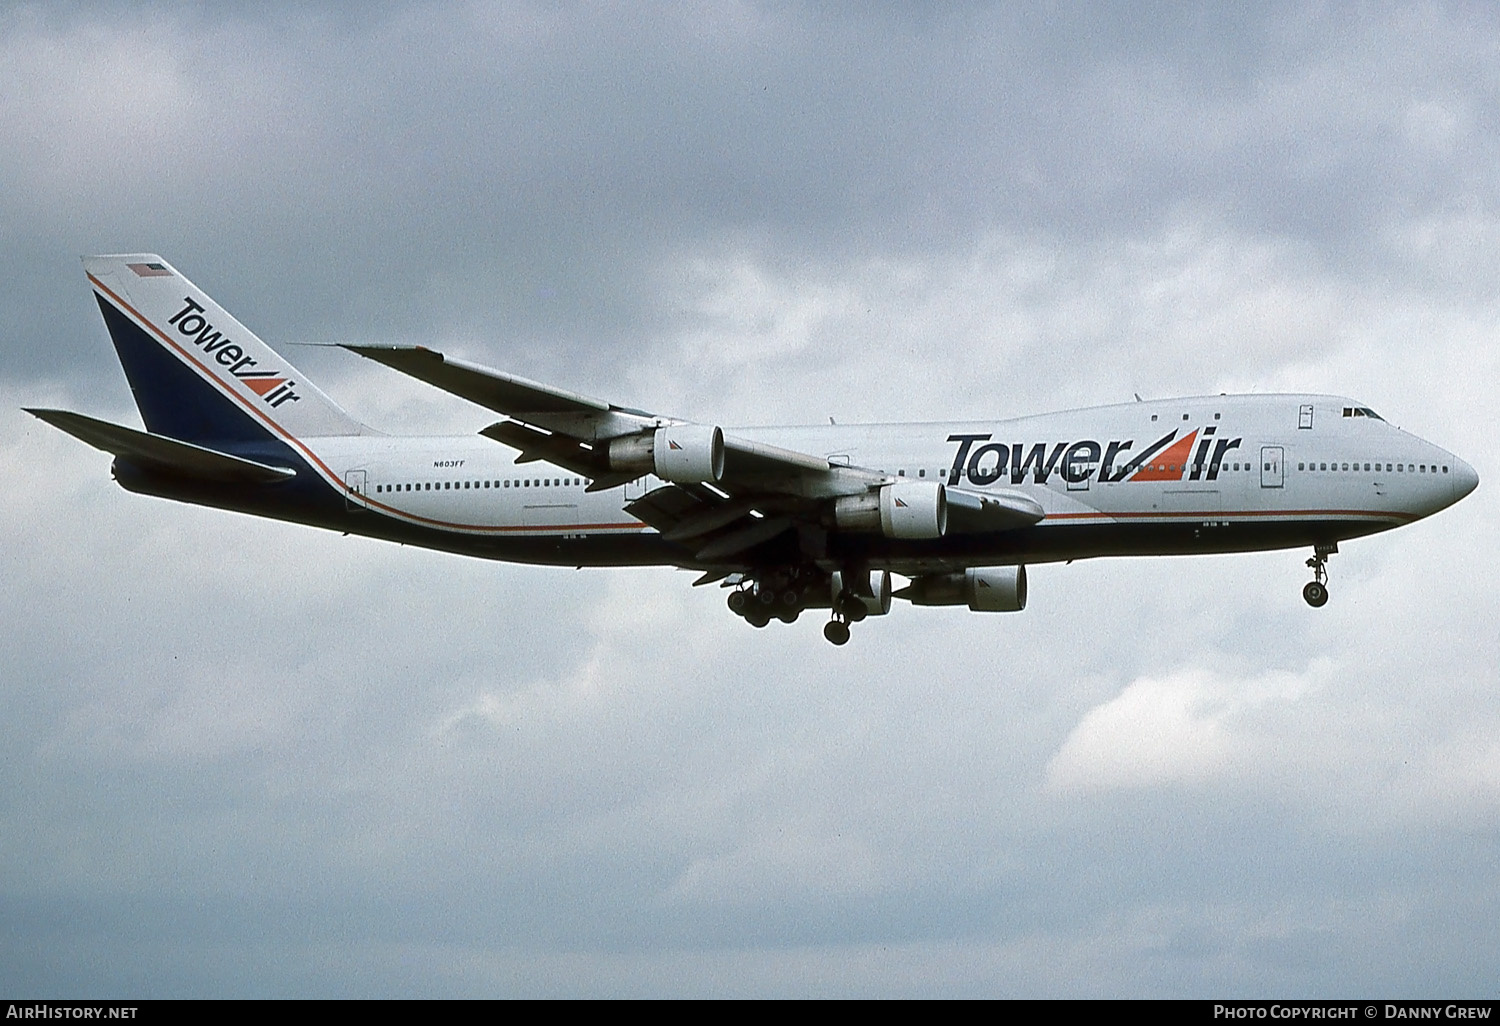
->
[833,480,947,539]
[608,424,725,483]
[898,566,1027,612]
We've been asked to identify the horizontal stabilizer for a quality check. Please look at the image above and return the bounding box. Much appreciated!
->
[945,487,1045,533]
[27,409,296,484]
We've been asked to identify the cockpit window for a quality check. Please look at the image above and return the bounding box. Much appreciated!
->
[1342,406,1385,420]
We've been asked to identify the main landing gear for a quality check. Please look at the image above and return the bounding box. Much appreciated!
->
[726,570,880,645]
[1303,542,1336,607]
[822,589,867,647]
[726,568,819,630]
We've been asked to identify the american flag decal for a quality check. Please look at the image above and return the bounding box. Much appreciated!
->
[127,262,172,277]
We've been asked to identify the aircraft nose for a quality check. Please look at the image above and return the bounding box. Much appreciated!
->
[1451,456,1479,502]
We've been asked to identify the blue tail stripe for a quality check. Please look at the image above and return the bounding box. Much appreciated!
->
[96,294,276,446]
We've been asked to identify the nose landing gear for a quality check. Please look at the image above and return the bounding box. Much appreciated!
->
[1303,543,1336,607]
[823,619,851,646]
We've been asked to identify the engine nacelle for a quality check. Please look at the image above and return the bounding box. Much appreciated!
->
[900,566,1027,612]
[607,424,725,483]
[833,480,947,539]
[829,569,892,617]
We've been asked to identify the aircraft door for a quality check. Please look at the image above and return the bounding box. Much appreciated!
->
[1260,446,1284,489]
[1066,449,1097,491]
[345,469,368,510]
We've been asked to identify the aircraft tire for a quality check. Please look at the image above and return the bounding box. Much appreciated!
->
[837,593,868,622]
[1302,581,1329,607]
[823,620,851,646]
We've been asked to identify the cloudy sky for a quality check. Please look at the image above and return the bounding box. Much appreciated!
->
[2,1,1497,997]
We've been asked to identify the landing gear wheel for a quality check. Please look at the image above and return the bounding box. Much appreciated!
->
[823,620,851,646]
[837,592,868,622]
[1303,543,1334,608]
[727,590,748,615]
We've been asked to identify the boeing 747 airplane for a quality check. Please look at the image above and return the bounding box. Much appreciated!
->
[30,254,1478,644]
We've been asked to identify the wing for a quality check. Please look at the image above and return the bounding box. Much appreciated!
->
[28,409,296,484]
[342,344,1041,565]
[343,342,870,492]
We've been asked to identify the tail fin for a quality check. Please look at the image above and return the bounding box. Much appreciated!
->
[84,254,372,444]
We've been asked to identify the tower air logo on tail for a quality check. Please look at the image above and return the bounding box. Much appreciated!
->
[166,297,302,408]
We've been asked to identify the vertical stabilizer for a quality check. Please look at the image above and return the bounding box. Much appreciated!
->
[84,254,373,444]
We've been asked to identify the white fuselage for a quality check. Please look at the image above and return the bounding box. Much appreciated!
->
[275,393,1473,572]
